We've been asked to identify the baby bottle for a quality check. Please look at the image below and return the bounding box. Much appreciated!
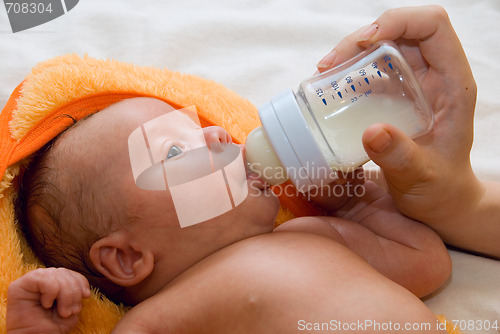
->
[245,40,433,192]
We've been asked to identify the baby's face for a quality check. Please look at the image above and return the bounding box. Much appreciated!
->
[67,97,279,282]
[127,102,266,228]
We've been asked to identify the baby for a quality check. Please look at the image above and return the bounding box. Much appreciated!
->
[8,96,451,333]
[7,5,473,334]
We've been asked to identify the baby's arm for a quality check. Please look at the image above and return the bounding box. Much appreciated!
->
[7,267,91,334]
[277,180,452,298]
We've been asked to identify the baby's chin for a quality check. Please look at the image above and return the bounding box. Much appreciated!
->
[244,190,280,230]
[225,191,278,233]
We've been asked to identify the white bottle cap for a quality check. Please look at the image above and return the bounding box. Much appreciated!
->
[258,89,336,192]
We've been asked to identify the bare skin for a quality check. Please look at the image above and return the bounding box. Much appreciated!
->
[112,232,446,334]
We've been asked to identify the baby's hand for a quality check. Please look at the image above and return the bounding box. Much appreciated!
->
[306,168,365,213]
[6,267,91,334]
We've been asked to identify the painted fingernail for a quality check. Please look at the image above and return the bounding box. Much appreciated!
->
[317,50,337,69]
[366,127,392,153]
[358,24,379,42]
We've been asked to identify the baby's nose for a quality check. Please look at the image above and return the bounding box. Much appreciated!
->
[203,126,232,150]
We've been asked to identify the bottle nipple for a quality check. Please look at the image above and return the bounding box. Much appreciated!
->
[245,127,288,185]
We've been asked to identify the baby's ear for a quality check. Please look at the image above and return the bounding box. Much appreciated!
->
[89,232,154,287]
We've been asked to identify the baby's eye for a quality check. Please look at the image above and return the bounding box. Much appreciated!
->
[167,145,183,159]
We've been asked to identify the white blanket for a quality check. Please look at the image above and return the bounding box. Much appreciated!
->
[1,0,499,332]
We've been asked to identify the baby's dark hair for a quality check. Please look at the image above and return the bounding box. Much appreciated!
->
[15,116,126,303]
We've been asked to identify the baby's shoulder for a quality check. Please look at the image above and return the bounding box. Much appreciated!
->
[273,215,346,244]
[118,232,363,333]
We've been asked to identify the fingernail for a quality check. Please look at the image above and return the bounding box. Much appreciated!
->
[317,50,337,69]
[73,303,82,314]
[61,307,72,318]
[366,127,392,153]
[358,24,379,42]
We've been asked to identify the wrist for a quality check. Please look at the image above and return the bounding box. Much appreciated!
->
[441,166,483,225]
[428,166,484,246]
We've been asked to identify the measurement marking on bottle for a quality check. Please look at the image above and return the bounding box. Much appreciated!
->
[317,61,393,107]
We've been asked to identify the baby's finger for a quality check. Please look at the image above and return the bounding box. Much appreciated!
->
[37,269,62,309]
[54,269,84,318]
[335,167,365,187]
[69,270,91,299]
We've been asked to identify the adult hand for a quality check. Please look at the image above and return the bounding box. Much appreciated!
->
[316,5,481,229]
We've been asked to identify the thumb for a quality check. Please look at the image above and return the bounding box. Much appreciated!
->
[362,123,428,185]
